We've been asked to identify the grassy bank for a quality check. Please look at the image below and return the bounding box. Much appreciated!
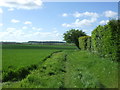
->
[2,49,118,88]
[65,50,118,88]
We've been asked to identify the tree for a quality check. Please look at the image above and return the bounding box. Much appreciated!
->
[63,29,87,49]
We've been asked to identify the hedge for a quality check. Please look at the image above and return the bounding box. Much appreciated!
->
[91,20,120,61]
[78,20,120,61]
[79,36,92,51]
[86,36,92,51]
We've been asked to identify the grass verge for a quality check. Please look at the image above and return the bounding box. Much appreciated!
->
[2,50,119,88]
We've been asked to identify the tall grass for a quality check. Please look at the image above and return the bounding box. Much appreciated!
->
[65,50,118,88]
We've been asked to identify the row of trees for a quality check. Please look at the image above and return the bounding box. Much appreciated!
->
[63,20,120,61]
[63,29,86,49]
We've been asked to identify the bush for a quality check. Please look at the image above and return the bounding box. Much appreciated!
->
[86,37,92,51]
[79,36,92,51]
[2,64,38,82]
[78,20,120,61]
[91,20,120,61]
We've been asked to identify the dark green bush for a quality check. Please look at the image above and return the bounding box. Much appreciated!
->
[2,64,38,82]
[92,20,120,61]
[79,36,92,51]
[86,37,92,51]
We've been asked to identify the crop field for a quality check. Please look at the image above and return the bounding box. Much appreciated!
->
[2,44,119,88]
[2,44,76,82]
[2,44,75,70]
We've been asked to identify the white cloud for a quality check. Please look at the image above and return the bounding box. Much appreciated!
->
[0,0,42,10]
[24,21,32,25]
[62,13,68,17]
[104,10,117,18]
[99,20,109,25]
[62,11,99,28]
[82,29,91,36]
[61,11,99,19]
[31,31,60,38]
[22,26,28,29]
[62,23,71,27]
[32,27,36,30]
[73,12,82,17]
[8,8,14,11]
[0,28,25,41]
[62,18,97,28]
[0,23,3,26]
[37,28,42,31]
[11,19,20,23]
[73,11,99,18]
[0,8,3,13]
[32,27,42,31]
[0,27,62,41]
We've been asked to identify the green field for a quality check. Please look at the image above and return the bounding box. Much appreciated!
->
[2,44,119,88]
[2,44,76,82]
[2,44,76,71]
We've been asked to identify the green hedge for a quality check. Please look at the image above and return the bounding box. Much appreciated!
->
[92,20,120,61]
[79,36,91,51]
[86,36,92,51]
[78,20,120,61]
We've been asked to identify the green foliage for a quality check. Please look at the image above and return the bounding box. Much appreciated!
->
[63,29,87,49]
[2,44,76,82]
[3,52,67,88]
[2,50,118,88]
[2,64,37,82]
[79,36,91,51]
[92,20,120,61]
[2,19,120,88]
[86,36,92,51]
[78,20,119,61]
[66,51,118,88]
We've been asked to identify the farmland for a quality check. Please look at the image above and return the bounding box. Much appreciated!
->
[1,1,119,89]
[2,44,119,88]
[2,44,76,82]
[2,44,76,71]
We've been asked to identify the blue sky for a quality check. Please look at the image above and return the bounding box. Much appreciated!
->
[0,0,118,42]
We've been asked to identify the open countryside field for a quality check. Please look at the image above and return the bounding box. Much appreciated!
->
[2,44,76,70]
[2,44,76,82]
[2,44,119,88]
[1,1,119,89]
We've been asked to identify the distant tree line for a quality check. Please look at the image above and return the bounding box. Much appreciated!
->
[28,41,65,44]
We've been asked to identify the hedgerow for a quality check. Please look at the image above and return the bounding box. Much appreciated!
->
[79,20,120,61]
[79,36,91,51]
[92,20,120,61]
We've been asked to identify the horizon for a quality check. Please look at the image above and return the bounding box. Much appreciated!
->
[0,1,118,42]
[0,40,66,42]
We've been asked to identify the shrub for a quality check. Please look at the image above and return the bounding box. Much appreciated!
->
[86,37,92,51]
[79,36,92,51]
[2,64,38,82]
[91,20,120,61]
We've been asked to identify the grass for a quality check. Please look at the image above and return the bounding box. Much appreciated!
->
[2,44,76,82]
[65,50,118,88]
[2,44,76,71]
[3,49,56,71]
[2,51,67,88]
[2,44,119,88]
[2,44,76,50]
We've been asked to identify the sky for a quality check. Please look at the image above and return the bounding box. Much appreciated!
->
[0,0,118,42]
